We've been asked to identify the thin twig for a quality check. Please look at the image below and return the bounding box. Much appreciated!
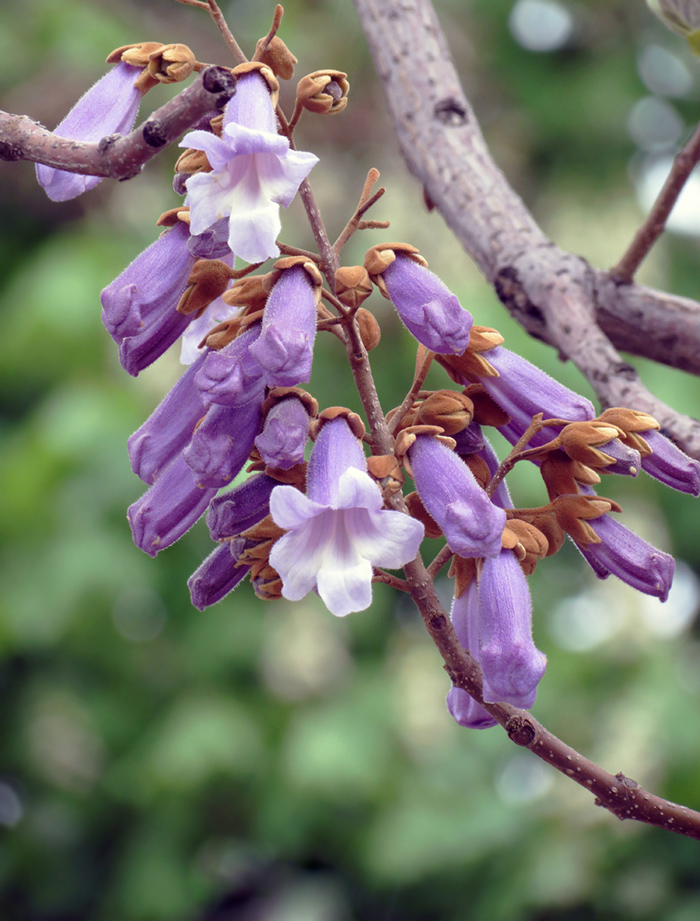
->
[372,569,410,591]
[427,544,453,580]
[277,242,321,262]
[333,168,385,253]
[388,346,435,435]
[321,287,350,318]
[612,121,700,283]
[174,0,211,9]
[0,67,236,178]
[206,0,247,64]
[252,4,284,61]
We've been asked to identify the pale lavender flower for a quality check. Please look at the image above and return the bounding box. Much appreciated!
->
[254,396,310,469]
[477,347,595,442]
[183,71,318,263]
[408,434,506,558]
[478,550,547,706]
[182,391,264,489]
[179,292,239,365]
[207,473,278,540]
[101,221,195,345]
[446,581,498,729]
[36,61,142,201]
[578,514,675,600]
[248,265,317,387]
[128,454,218,557]
[188,541,251,610]
[380,253,473,354]
[128,351,207,485]
[641,430,700,496]
[195,323,265,408]
[269,417,424,616]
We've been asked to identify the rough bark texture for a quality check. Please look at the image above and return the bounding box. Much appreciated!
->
[352,0,700,456]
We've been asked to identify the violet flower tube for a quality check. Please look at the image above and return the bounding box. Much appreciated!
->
[188,542,251,611]
[183,70,318,263]
[195,323,265,408]
[446,582,498,730]
[479,347,595,444]
[101,222,196,345]
[128,351,207,485]
[578,514,675,601]
[478,550,547,707]
[641,430,700,496]
[269,417,424,616]
[380,253,473,355]
[408,435,506,559]
[207,473,278,541]
[36,61,143,201]
[254,396,310,470]
[128,453,218,557]
[182,393,264,489]
[248,266,318,388]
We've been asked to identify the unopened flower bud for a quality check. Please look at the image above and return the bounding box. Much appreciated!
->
[417,390,474,436]
[551,494,620,545]
[177,259,235,316]
[147,43,197,83]
[255,35,298,80]
[355,308,382,351]
[296,70,349,115]
[335,265,373,310]
[367,454,404,497]
[174,148,212,176]
[502,519,549,576]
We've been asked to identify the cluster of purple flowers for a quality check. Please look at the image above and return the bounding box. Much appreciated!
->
[35,34,700,730]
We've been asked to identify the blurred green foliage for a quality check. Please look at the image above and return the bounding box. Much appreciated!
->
[1,0,700,918]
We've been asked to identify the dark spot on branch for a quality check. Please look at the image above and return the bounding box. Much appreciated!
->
[434,97,468,126]
[0,140,23,161]
[615,362,638,381]
[615,771,639,789]
[429,614,446,631]
[202,65,238,99]
[494,265,546,328]
[98,134,121,154]
[142,120,168,148]
[505,715,537,746]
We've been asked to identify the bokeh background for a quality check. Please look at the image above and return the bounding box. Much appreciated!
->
[2,0,700,918]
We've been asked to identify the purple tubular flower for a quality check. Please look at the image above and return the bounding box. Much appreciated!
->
[188,542,251,610]
[578,514,675,600]
[207,473,278,540]
[187,218,233,260]
[380,253,473,354]
[119,303,193,377]
[408,435,506,558]
[482,347,595,440]
[195,323,265,408]
[128,352,207,485]
[255,396,310,469]
[478,550,547,707]
[269,417,425,616]
[446,582,498,729]
[182,392,264,489]
[36,62,142,201]
[452,422,486,456]
[248,266,317,387]
[183,72,318,263]
[100,222,195,345]
[128,454,218,557]
[598,438,641,477]
[641,430,700,496]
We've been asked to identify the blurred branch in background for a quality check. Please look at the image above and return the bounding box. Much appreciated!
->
[352,0,700,457]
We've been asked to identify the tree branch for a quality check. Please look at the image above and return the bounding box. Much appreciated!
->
[0,66,236,181]
[352,0,700,459]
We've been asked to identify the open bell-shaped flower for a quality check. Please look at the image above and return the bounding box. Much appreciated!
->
[269,413,424,616]
[183,64,318,263]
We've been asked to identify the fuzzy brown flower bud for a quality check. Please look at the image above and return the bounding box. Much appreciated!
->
[355,308,382,351]
[335,265,373,310]
[177,259,235,316]
[296,70,349,115]
[147,43,197,84]
[254,35,298,80]
[417,390,474,436]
